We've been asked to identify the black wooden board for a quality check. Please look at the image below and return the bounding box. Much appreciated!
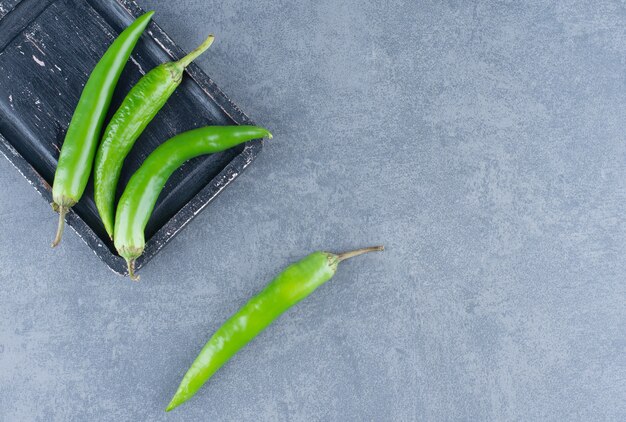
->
[0,0,263,275]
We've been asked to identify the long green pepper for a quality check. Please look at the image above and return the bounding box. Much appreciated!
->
[166,246,384,411]
[51,12,153,246]
[114,126,272,280]
[94,35,215,239]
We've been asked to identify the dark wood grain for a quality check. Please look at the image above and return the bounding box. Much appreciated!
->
[0,0,263,275]
[0,0,20,20]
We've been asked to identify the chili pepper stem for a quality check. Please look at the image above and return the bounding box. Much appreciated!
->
[51,205,68,248]
[176,35,215,68]
[336,245,384,262]
[126,258,139,281]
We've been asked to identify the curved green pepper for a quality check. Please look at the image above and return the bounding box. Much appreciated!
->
[51,11,153,247]
[94,35,215,239]
[114,125,272,279]
[166,246,384,411]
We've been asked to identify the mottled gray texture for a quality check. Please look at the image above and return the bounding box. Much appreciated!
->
[1,0,625,420]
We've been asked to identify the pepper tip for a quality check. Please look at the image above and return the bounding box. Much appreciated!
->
[165,398,178,412]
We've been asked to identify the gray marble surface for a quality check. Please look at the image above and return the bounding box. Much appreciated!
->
[1,0,625,420]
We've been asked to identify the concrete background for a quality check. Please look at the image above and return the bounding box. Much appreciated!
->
[1,0,625,420]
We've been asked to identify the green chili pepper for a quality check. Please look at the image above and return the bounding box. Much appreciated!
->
[165,245,384,411]
[50,12,153,247]
[94,35,215,239]
[114,125,272,280]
